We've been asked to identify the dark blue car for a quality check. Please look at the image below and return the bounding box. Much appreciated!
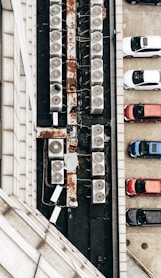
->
[128,140,161,158]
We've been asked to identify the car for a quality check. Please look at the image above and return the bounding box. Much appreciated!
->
[124,70,161,90]
[123,36,161,58]
[125,178,161,196]
[128,140,161,158]
[126,0,161,5]
[126,208,161,226]
[124,103,161,122]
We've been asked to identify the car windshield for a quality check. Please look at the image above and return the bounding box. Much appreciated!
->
[139,141,149,155]
[136,210,147,225]
[131,36,141,51]
[135,180,145,193]
[132,71,144,85]
[133,104,144,119]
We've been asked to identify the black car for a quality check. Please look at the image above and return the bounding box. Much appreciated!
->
[126,0,161,5]
[126,208,161,226]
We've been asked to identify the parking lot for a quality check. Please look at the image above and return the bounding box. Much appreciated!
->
[123,1,161,277]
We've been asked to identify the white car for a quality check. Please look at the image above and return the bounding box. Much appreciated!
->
[124,70,161,90]
[123,36,161,58]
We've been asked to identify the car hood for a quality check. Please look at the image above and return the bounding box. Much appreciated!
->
[129,141,141,157]
[126,209,138,225]
[123,70,134,87]
[123,37,132,56]
[126,179,136,195]
[124,104,135,120]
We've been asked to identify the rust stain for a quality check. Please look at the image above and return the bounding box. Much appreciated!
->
[66,0,76,15]
[102,6,107,20]
[66,60,77,92]
[67,173,75,191]
[36,128,67,138]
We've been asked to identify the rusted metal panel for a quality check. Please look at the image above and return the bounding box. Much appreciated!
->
[66,0,76,28]
[67,29,76,60]
[67,92,77,125]
[66,60,77,93]
[66,172,78,208]
[66,0,76,60]
[36,127,67,138]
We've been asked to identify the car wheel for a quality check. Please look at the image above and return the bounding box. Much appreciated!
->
[153,88,160,91]
[124,55,133,58]
[130,1,137,4]
[152,55,160,58]
[156,2,161,5]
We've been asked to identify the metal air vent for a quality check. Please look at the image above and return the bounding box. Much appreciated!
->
[50,83,62,112]
[92,152,105,176]
[92,58,103,70]
[91,31,103,42]
[48,139,64,159]
[50,30,61,41]
[91,58,103,84]
[50,42,62,56]
[50,4,62,29]
[50,83,62,94]
[91,31,103,57]
[93,179,105,190]
[50,31,62,55]
[90,6,102,31]
[91,5,102,16]
[92,179,105,204]
[51,160,64,183]
[90,0,103,4]
[91,85,104,114]
[50,57,62,82]
[92,85,103,96]
[92,151,104,163]
[92,124,104,149]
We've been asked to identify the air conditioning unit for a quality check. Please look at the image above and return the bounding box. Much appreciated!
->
[50,0,62,4]
[50,83,62,112]
[51,160,64,184]
[48,138,64,159]
[92,152,105,176]
[91,85,104,114]
[50,30,62,56]
[50,57,62,82]
[91,58,103,84]
[91,31,103,57]
[49,205,62,225]
[50,184,63,203]
[50,4,62,30]
[91,124,104,150]
[90,0,103,4]
[90,5,102,31]
[92,179,105,204]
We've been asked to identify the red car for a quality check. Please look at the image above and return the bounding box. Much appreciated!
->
[124,103,161,122]
[126,178,161,196]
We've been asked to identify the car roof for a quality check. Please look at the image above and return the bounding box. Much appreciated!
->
[144,104,161,117]
[141,36,161,49]
[145,180,161,193]
[144,70,160,83]
[149,142,161,154]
